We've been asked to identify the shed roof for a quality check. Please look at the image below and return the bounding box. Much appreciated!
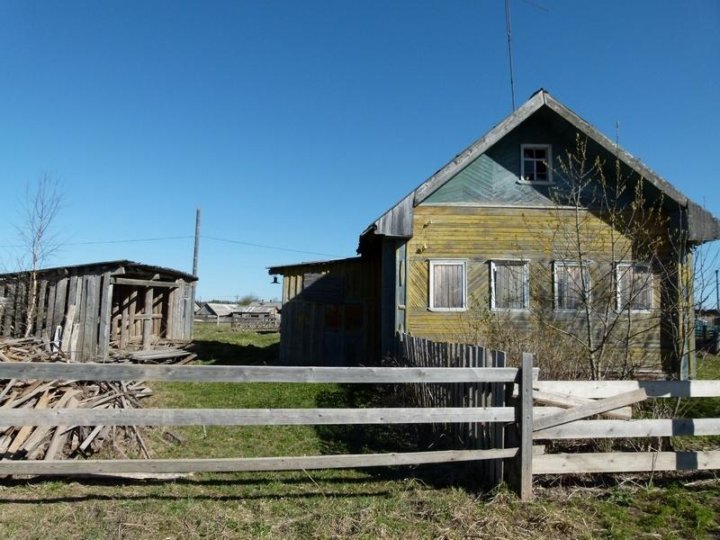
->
[203,303,239,317]
[236,305,279,314]
[0,260,197,282]
[267,256,362,275]
[361,89,720,245]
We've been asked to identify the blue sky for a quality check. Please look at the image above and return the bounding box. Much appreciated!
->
[0,0,718,302]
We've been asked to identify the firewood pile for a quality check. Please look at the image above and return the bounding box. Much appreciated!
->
[0,337,164,461]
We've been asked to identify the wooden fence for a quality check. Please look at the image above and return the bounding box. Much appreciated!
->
[0,360,535,500]
[395,333,513,484]
[531,378,720,476]
[1,355,719,501]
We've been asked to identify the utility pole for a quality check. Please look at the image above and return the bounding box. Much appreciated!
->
[190,208,201,337]
[193,208,201,278]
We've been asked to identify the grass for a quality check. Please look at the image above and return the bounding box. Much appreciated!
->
[0,324,719,539]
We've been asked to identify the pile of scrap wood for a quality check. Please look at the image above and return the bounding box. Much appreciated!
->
[0,337,154,460]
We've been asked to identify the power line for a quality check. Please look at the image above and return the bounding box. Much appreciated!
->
[203,235,343,258]
[0,233,344,258]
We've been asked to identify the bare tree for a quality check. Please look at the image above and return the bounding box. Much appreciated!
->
[455,135,701,381]
[16,174,63,337]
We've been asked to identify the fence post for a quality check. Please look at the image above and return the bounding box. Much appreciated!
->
[511,352,534,501]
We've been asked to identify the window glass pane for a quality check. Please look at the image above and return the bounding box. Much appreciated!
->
[619,265,651,310]
[557,264,588,309]
[495,263,527,309]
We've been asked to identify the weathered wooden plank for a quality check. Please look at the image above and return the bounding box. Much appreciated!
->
[97,272,112,360]
[533,389,648,432]
[51,278,68,329]
[532,389,632,420]
[1,283,15,336]
[0,407,516,427]
[82,274,101,360]
[533,406,630,418]
[516,353,534,501]
[534,418,720,440]
[0,448,520,476]
[142,287,153,350]
[534,380,720,399]
[43,283,56,339]
[112,277,180,288]
[534,451,720,474]
[60,304,76,354]
[34,280,47,337]
[0,363,522,384]
[13,280,26,336]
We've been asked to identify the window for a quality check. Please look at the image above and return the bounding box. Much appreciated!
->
[429,260,466,311]
[554,261,590,310]
[520,144,552,183]
[616,263,653,311]
[491,261,529,310]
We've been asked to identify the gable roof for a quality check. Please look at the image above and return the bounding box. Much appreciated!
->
[202,303,240,317]
[361,89,720,245]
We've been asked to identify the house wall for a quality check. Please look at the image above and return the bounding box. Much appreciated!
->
[404,204,671,370]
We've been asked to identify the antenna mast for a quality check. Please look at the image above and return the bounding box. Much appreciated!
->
[505,0,517,111]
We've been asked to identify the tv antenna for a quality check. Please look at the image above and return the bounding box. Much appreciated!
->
[505,0,516,111]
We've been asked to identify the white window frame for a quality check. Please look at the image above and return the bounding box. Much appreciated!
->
[615,262,653,312]
[490,260,529,311]
[428,259,467,312]
[520,144,553,184]
[554,260,591,311]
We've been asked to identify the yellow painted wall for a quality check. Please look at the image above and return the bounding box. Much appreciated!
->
[405,205,664,368]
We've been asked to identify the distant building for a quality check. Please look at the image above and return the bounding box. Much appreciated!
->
[195,302,240,323]
[232,302,281,332]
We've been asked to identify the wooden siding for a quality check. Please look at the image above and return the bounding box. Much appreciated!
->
[0,264,195,361]
[405,205,667,367]
[277,257,380,366]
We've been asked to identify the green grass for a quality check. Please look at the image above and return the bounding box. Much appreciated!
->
[0,324,719,539]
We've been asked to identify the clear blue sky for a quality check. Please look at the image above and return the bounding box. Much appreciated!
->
[1,0,718,302]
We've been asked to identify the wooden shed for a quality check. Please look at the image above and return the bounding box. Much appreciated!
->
[268,256,380,366]
[0,260,197,361]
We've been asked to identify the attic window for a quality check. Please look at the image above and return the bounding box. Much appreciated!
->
[520,144,552,183]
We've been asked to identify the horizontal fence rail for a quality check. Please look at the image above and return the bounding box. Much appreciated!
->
[534,451,720,475]
[534,418,720,440]
[534,380,720,398]
[0,363,522,384]
[0,448,520,476]
[0,407,517,427]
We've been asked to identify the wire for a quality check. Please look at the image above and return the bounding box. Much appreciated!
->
[0,235,193,248]
[202,235,343,258]
[0,233,345,258]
